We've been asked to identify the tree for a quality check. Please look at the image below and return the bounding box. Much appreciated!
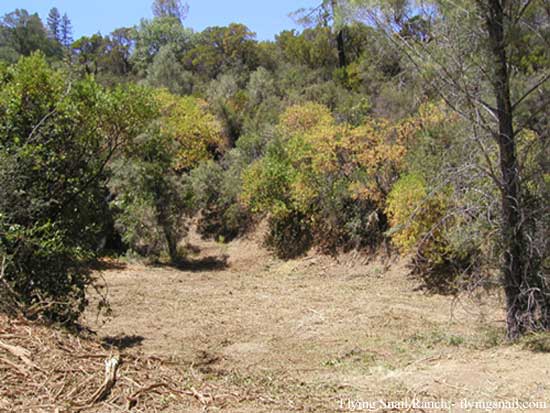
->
[60,13,73,47]
[350,0,550,339]
[72,31,134,83]
[104,28,134,77]
[291,0,351,68]
[275,27,337,70]
[146,45,193,95]
[331,0,347,67]
[109,125,192,264]
[156,90,224,171]
[480,0,549,339]
[152,0,189,23]
[0,9,61,62]
[47,7,61,42]
[72,34,107,75]
[110,90,223,263]
[131,16,193,75]
[185,23,259,79]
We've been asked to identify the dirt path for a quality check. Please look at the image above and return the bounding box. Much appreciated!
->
[85,234,550,412]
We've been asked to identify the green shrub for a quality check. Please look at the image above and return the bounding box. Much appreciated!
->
[265,211,313,259]
[0,53,154,322]
[109,126,193,263]
[189,156,252,242]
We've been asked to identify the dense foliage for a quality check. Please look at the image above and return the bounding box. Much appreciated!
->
[0,53,154,322]
[241,102,417,257]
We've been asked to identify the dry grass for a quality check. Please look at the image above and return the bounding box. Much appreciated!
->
[2,231,550,412]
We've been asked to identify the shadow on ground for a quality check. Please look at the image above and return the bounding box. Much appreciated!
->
[101,334,144,350]
[153,255,230,272]
[90,259,128,271]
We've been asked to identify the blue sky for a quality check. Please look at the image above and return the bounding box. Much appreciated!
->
[0,0,320,41]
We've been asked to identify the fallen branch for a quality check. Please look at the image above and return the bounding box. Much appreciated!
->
[0,340,41,371]
[188,386,212,405]
[73,355,121,408]
[0,356,29,377]
[126,382,167,410]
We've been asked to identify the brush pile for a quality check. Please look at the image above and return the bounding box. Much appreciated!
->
[0,314,242,412]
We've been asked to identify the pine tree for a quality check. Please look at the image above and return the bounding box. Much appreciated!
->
[47,7,61,42]
[60,13,73,48]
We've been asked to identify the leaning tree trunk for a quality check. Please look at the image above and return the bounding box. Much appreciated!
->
[484,0,549,339]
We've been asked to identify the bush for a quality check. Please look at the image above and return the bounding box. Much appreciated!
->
[314,197,386,254]
[265,211,313,259]
[241,102,414,258]
[189,122,279,244]
[384,103,494,292]
[386,174,481,292]
[386,174,446,253]
[190,156,252,242]
[0,53,154,322]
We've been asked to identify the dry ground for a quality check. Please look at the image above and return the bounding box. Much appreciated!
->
[80,232,550,412]
[3,232,550,412]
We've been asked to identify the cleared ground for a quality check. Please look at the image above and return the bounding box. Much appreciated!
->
[78,232,550,412]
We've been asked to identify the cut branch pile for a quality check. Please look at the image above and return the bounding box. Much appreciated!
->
[0,314,246,412]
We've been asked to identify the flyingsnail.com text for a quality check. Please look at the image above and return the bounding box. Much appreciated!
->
[338,398,549,411]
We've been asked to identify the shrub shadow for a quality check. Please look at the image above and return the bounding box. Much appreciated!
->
[152,254,229,272]
[101,334,144,350]
[89,259,127,271]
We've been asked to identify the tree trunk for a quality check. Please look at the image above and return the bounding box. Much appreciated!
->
[163,226,179,264]
[154,192,180,264]
[484,0,549,339]
[330,0,347,68]
[336,29,347,68]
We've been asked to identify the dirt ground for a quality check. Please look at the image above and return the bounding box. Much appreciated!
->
[82,232,550,412]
